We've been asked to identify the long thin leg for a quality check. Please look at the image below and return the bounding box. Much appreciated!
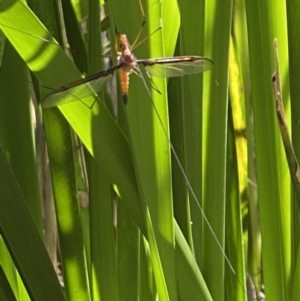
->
[131,0,146,48]
[132,26,161,50]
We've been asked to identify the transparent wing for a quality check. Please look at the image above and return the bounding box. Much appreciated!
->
[138,56,213,78]
[42,73,113,108]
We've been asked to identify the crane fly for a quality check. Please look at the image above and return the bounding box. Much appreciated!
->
[42,32,213,108]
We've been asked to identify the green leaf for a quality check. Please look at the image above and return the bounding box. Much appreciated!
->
[245,0,291,300]
[0,148,67,301]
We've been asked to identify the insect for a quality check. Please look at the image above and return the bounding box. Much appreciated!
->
[42,32,213,107]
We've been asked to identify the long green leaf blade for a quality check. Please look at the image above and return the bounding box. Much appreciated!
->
[0,148,67,301]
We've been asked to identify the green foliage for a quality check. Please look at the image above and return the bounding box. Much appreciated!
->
[0,0,299,300]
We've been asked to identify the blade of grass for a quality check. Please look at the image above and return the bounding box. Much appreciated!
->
[231,0,262,292]
[0,265,17,301]
[61,0,88,74]
[168,0,206,256]
[90,167,119,301]
[175,223,213,301]
[139,237,156,301]
[287,0,300,185]
[0,147,67,301]
[286,0,300,297]
[245,0,291,300]
[202,0,233,299]
[0,32,43,300]
[291,248,300,301]
[0,40,42,234]
[117,203,140,301]
[225,104,247,300]
[0,238,18,299]
[272,42,300,206]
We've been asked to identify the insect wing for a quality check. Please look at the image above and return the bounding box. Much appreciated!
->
[42,73,113,108]
[139,56,214,78]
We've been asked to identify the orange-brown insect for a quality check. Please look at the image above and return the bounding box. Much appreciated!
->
[43,32,213,107]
